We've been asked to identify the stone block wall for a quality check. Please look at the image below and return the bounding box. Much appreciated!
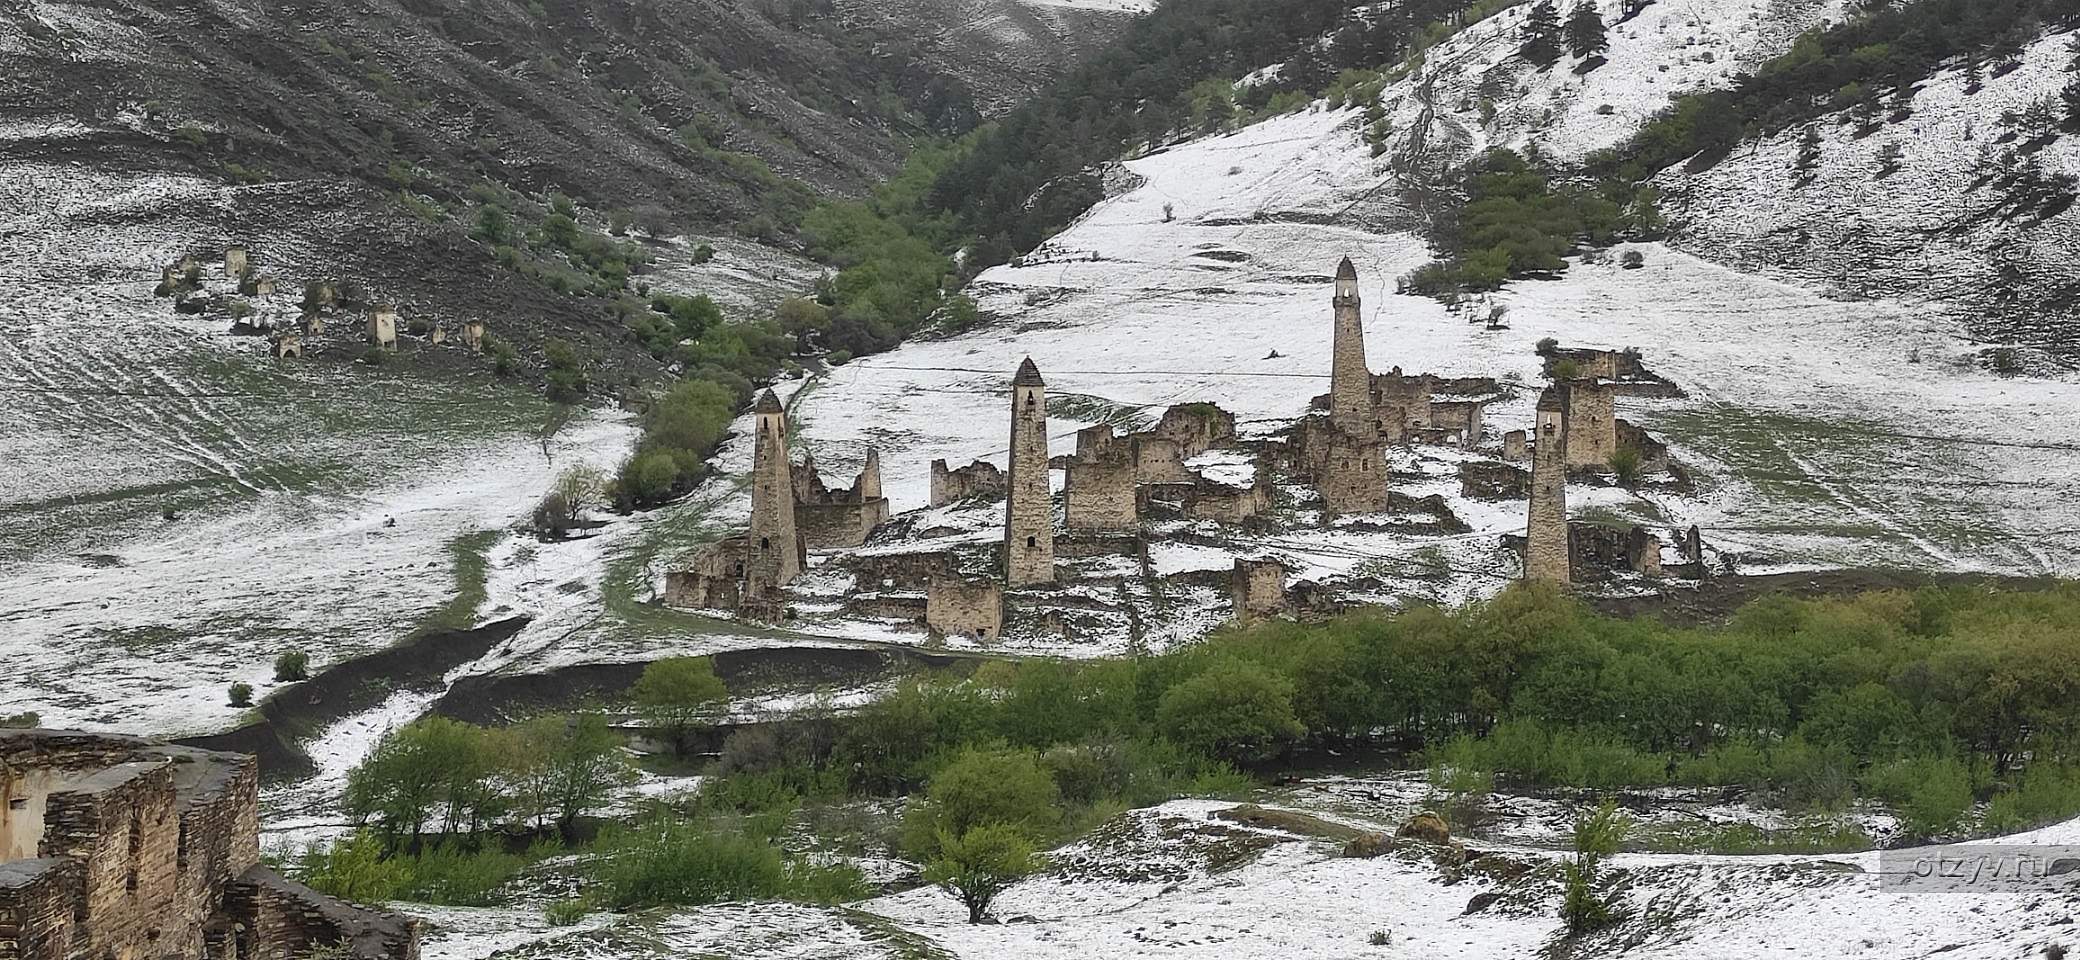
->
[1317,432,1389,516]
[0,730,407,960]
[221,866,418,960]
[665,539,748,610]
[927,577,1004,641]
[0,858,82,960]
[1130,437,1191,485]
[1066,458,1137,531]
[1231,559,1288,621]
[1150,404,1237,459]
[842,551,955,592]
[1562,381,1618,469]
[929,459,1004,507]
[798,500,891,550]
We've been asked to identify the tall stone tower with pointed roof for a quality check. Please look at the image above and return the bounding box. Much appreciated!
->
[1329,257,1373,437]
[746,389,802,603]
[1317,257,1390,516]
[1526,385,1572,585]
[1005,357,1055,586]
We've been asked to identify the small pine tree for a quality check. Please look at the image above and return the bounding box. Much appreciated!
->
[2063,77,2080,133]
[1522,1,1563,68]
[1875,142,1904,178]
[1564,2,1608,60]
[1795,125,1823,173]
[1963,58,1984,93]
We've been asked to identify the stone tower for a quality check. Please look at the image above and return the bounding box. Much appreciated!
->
[1526,385,1572,585]
[856,448,882,501]
[746,389,801,600]
[1329,257,1373,436]
[1005,357,1055,586]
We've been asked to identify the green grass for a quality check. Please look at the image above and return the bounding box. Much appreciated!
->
[416,529,503,635]
[1629,819,1873,855]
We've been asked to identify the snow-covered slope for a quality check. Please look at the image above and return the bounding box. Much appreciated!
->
[773,1,2080,620]
[1664,26,2080,355]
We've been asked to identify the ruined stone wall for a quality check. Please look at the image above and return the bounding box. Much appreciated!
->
[1186,479,1270,523]
[929,460,1004,507]
[1369,375,1430,440]
[1501,430,1527,461]
[1562,381,1617,469]
[0,731,352,960]
[927,577,1004,641]
[1458,461,1529,501]
[1066,458,1137,531]
[1150,404,1236,458]
[221,865,419,960]
[0,858,81,960]
[1428,400,1484,446]
[1074,425,1122,461]
[844,594,929,621]
[1130,437,1191,485]
[38,763,184,959]
[1616,419,1671,472]
[797,500,890,550]
[842,551,955,592]
[1230,559,1288,621]
[664,540,747,610]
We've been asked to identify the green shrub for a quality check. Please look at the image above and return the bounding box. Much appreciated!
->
[591,816,868,909]
[543,899,588,926]
[400,844,532,906]
[227,682,254,707]
[1156,658,1304,764]
[274,650,310,682]
[293,831,409,904]
[1862,755,1975,838]
[903,747,1061,857]
[1984,765,2080,833]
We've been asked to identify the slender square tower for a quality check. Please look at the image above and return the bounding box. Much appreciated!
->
[1329,256,1374,437]
[1005,357,1055,585]
[1526,385,1572,584]
[747,389,802,599]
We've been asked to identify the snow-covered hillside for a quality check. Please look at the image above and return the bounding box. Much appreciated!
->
[769,0,2080,627]
[1665,25,2080,354]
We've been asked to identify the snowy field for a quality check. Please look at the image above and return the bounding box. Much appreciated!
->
[399,784,2080,960]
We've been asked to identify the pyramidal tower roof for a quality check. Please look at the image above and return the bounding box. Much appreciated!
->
[1013,357,1044,386]
[1336,257,1357,280]
[754,389,783,413]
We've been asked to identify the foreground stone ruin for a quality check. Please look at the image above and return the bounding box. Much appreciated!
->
[0,729,417,960]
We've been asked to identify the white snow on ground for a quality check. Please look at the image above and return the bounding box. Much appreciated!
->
[1018,0,1152,11]
[1665,25,2080,342]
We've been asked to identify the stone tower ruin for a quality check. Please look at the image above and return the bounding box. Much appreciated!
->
[745,390,802,603]
[1316,257,1389,516]
[1526,386,1572,584]
[1004,357,1055,586]
[1328,257,1372,435]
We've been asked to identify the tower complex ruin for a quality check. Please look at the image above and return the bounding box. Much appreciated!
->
[745,390,803,606]
[1525,385,1572,585]
[1315,258,1390,515]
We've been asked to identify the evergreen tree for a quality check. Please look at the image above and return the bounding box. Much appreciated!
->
[1963,58,1984,93]
[2063,77,2080,133]
[1522,1,1563,68]
[1794,125,1823,180]
[1564,2,1608,60]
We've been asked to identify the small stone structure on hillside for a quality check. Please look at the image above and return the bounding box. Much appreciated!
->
[270,333,303,360]
[462,320,486,354]
[366,305,398,351]
[0,729,416,960]
[926,576,1003,641]
[223,247,247,279]
[1231,558,1289,621]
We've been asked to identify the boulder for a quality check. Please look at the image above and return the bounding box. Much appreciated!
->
[1396,812,1452,845]
[1342,832,1395,859]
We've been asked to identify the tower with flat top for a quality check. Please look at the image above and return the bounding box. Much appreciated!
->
[1526,385,1572,584]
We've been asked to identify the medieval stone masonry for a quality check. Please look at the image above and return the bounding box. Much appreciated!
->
[1004,358,1056,586]
[0,729,417,960]
[1525,386,1572,585]
[662,257,1702,638]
